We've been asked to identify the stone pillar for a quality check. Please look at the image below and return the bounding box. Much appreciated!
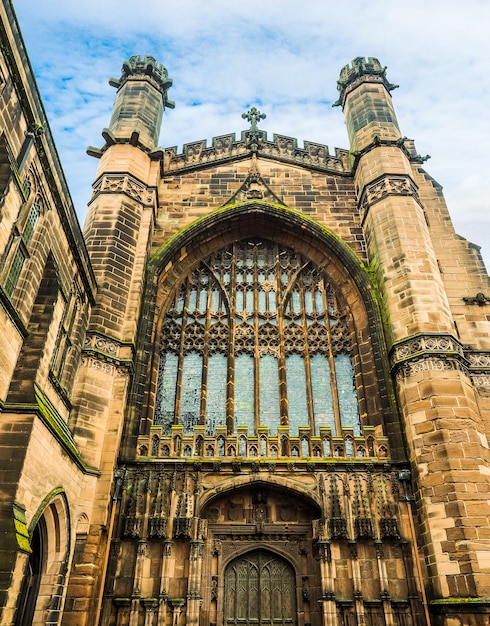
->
[156,541,172,625]
[168,598,185,626]
[373,542,395,626]
[186,539,204,626]
[141,598,159,626]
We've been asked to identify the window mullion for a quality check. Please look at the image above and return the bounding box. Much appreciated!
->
[199,277,211,426]
[227,247,236,435]
[324,283,342,435]
[253,245,260,434]
[276,244,288,427]
[174,283,190,425]
[301,273,315,433]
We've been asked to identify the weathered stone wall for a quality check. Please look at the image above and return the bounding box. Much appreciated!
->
[155,158,364,260]
[0,4,96,625]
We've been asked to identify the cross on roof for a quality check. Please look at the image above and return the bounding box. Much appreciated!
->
[242,107,266,132]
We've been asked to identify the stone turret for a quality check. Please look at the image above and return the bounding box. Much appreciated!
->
[83,55,173,341]
[335,56,400,151]
[106,54,174,151]
[339,58,490,620]
[337,57,453,344]
[65,57,174,626]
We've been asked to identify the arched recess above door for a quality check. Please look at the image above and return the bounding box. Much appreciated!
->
[199,476,322,523]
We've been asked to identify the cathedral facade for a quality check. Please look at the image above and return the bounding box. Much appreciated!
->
[1,3,490,626]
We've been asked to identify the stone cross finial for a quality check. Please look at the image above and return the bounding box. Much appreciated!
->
[242,107,266,131]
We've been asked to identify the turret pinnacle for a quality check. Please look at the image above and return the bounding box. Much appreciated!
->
[100,55,174,152]
[333,56,399,109]
[108,55,175,108]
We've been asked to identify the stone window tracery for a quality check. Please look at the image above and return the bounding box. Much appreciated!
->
[154,239,361,437]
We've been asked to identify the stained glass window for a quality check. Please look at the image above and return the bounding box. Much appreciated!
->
[154,239,360,436]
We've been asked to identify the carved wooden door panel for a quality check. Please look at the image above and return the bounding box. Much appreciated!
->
[224,550,296,626]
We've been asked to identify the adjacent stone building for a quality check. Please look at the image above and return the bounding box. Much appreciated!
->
[1,2,490,625]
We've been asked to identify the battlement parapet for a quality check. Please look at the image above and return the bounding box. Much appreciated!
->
[164,130,351,174]
[138,424,389,462]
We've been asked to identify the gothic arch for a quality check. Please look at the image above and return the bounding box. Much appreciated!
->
[222,549,298,626]
[15,490,71,626]
[200,478,322,626]
[198,475,322,517]
[129,201,402,457]
[222,545,298,581]
[149,201,378,324]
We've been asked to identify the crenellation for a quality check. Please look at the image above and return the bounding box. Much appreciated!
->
[165,131,349,175]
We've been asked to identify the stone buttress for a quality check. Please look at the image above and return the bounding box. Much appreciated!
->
[63,56,173,626]
[338,57,490,622]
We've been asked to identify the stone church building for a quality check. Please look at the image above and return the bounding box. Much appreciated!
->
[2,3,490,626]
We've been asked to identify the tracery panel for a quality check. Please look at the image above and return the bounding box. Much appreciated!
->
[154,239,361,438]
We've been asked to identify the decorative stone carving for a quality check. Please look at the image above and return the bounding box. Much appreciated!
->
[463,292,490,306]
[391,334,462,364]
[80,355,128,377]
[390,334,471,380]
[379,517,399,539]
[397,357,465,379]
[81,332,133,375]
[84,333,119,356]
[358,174,420,221]
[92,173,155,205]
[467,352,490,368]
[148,517,167,539]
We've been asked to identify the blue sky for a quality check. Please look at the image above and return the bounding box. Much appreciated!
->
[11,0,490,269]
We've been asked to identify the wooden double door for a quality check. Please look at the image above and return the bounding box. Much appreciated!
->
[224,550,296,626]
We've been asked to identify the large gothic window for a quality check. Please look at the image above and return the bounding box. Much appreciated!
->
[154,239,360,437]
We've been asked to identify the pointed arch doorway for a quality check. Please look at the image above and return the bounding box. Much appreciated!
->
[224,550,297,626]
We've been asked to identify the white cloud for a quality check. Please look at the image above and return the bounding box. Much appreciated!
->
[11,0,490,269]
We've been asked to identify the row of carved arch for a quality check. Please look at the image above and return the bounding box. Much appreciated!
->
[138,431,389,460]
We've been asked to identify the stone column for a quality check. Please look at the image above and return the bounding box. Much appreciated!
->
[186,539,204,626]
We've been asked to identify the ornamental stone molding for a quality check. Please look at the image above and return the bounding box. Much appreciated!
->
[467,352,490,390]
[91,173,156,206]
[81,332,134,375]
[471,374,490,389]
[334,57,399,108]
[358,174,421,221]
[390,334,464,366]
[391,334,465,380]
[467,352,490,369]
[395,357,466,380]
[80,354,129,377]
[391,335,490,389]
[84,332,120,356]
